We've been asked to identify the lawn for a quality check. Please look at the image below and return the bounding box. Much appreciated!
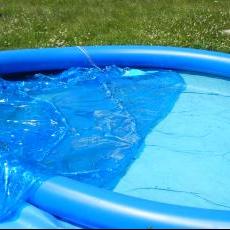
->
[0,0,229,52]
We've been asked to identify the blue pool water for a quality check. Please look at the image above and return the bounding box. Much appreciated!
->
[115,72,230,211]
[0,66,229,221]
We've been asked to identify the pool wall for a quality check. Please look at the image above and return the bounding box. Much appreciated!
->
[0,46,230,77]
[0,46,230,228]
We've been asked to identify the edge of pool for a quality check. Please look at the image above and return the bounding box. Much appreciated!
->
[0,46,230,229]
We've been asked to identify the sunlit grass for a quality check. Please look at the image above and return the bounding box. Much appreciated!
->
[0,0,229,52]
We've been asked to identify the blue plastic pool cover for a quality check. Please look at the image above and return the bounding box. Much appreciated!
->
[0,66,185,220]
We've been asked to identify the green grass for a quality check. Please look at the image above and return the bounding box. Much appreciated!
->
[0,0,229,52]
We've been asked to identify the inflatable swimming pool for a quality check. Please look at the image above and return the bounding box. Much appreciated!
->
[0,46,229,229]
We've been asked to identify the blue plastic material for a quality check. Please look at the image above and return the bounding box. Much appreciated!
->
[0,202,77,229]
[0,66,185,220]
[30,176,230,229]
[0,46,229,228]
[0,46,229,78]
[0,77,68,220]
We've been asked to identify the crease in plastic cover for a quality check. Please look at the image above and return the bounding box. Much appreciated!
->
[0,66,185,220]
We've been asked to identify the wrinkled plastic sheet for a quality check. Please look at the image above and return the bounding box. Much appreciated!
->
[0,66,185,220]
